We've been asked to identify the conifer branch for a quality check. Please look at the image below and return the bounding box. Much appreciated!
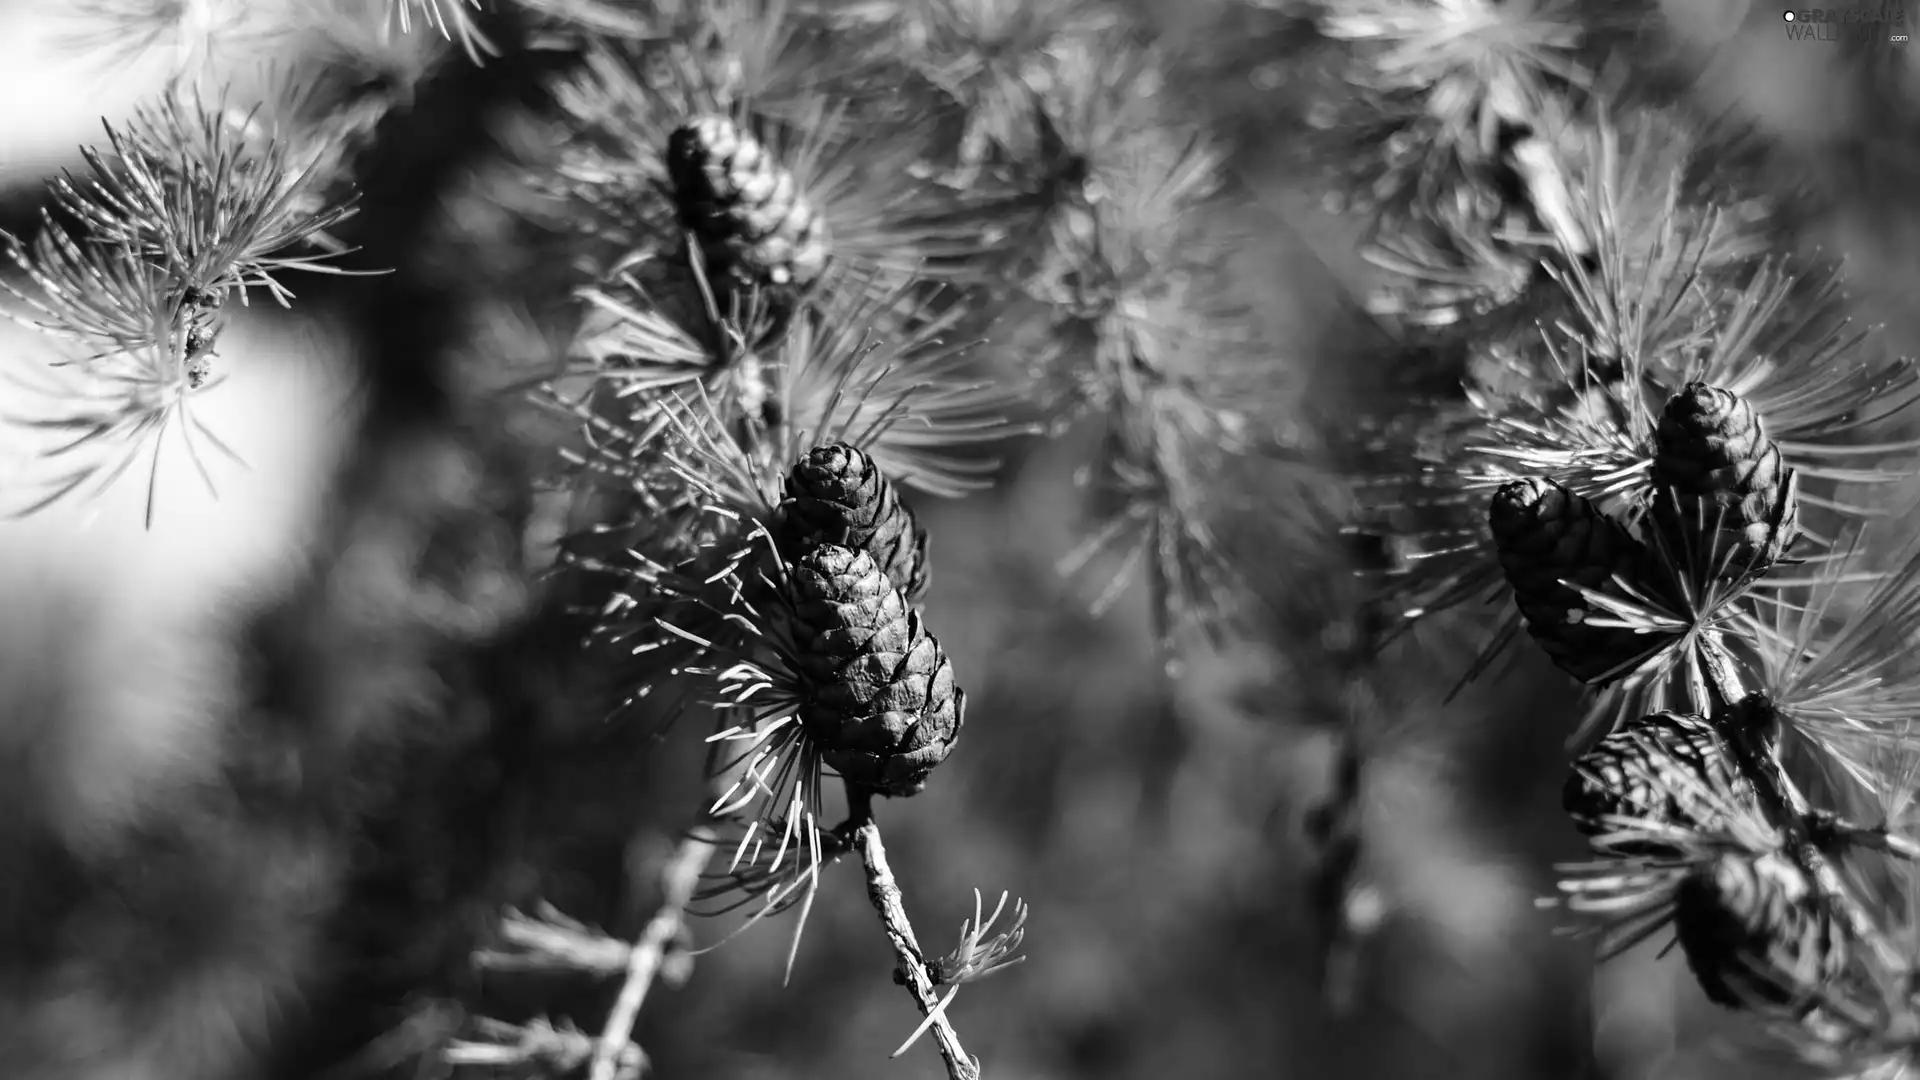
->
[587,830,717,1080]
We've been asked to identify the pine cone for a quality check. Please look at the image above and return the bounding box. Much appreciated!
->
[788,546,964,797]
[1651,382,1799,577]
[666,116,829,290]
[1563,711,1755,853]
[1488,477,1658,683]
[777,443,930,603]
[1673,851,1849,1012]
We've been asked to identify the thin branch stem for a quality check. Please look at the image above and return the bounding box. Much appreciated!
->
[588,829,718,1080]
[1860,829,1920,863]
[846,787,983,1080]
[1806,815,1920,863]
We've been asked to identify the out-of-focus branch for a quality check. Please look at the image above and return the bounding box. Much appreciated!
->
[445,1016,619,1075]
[846,788,982,1080]
[1308,714,1375,1014]
[476,902,634,977]
[587,829,717,1080]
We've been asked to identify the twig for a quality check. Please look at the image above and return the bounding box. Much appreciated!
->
[1307,716,1370,1014]
[446,1016,616,1074]
[1824,822,1920,863]
[846,788,983,1080]
[475,902,634,976]
[890,887,1028,1059]
[588,829,718,1080]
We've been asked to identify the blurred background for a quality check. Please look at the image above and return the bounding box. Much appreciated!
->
[3,1,1920,1078]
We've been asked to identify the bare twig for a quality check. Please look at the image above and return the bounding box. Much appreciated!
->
[1817,820,1920,863]
[446,1016,619,1074]
[1308,718,1371,1014]
[588,829,718,1080]
[846,788,983,1080]
[475,901,634,976]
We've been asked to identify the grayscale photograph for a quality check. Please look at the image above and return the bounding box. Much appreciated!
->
[0,1,1916,1078]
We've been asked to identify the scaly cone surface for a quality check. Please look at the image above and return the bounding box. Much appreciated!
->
[666,115,829,290]
[1673,850,1850,1013]
[1651,382,1799,578]
[1489,477,1656,684]
[1563,711,1757,856]
[788,545,963,797]
[777,442,931,604]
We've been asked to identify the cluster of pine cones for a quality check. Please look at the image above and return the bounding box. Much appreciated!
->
[773,442,965,799]
[653,111,966,797]
[1564,706,1851,1011]
[1490,381,1798,683]
[1489,380,1855,1012]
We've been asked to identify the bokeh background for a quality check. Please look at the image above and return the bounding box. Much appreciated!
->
[3,1,1920,1078]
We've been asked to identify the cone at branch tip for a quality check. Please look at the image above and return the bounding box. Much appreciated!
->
[667,115,829,290]
[778,442,931,604]
[788,545,964,797]
[1564,711,1757,854]
[1652,382,1799,578]
[1673,850,1850,1013]
[1488,477,1655,684]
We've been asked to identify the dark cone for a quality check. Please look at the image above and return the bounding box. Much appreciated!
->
[1563,712,1755,855]
[787,545,963,797]
[666,116,829,290]
[1673,851,1849,1013]
[777,442,930,604]
[1488,477,1659,684]
[1652,382,1799,578]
